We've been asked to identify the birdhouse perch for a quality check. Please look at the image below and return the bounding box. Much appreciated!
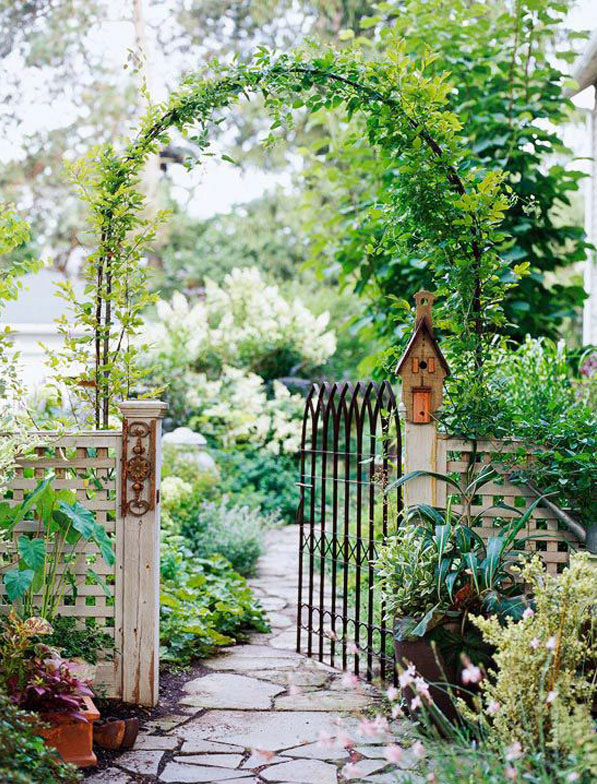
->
[396,290,449,424]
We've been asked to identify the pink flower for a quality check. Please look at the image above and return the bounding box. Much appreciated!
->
[506,765,517,780]
[506,741,523,762]
[386,686,400,701]
[342,762,359,780]
[410,695,422,711]
[461,659,482,685]
[546,636,557,651]
[251,748,275,763]
[487,699,500,716]
[358,717,381,738]
[337,730,355,749]
[398,664,416,688]
[327,628,338,641]
[546,690,558,704]
[411,740,426,759]
[347,642,359,655]
[317,730,336,749]
[567,773,580,782]
[427,775,437,783]
[522,607,534,621]
[383,744,403,763]
[373,714,389,734]
[391,704,404,719]
[342,673,360,690]
[530,637,540,650]
[414,676,432,702]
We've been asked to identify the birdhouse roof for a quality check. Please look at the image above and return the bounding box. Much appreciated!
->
[395,318,450,376]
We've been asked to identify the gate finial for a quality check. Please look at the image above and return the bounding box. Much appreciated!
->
[414,290,435,329]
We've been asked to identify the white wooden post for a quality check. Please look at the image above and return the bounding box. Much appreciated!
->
[403,421,442,508]
[118,400,167,707]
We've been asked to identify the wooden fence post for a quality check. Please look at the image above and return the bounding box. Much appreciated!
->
[118,400,167,707]
[396,291,449,510]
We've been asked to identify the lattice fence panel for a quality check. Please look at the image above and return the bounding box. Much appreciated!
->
[439,437,581,575]
[0,432,123,697]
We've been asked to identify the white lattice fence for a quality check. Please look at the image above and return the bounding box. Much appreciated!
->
[437,436,580,575]
[0,401,166,706]
[0,431,123,694]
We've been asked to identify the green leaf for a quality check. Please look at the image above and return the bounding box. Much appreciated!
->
[17,535,46,571]
[3,569,35,601]
[57,500,96,540]
[386,470,462,494]
[21,478,54,524]
[86,568,113,598]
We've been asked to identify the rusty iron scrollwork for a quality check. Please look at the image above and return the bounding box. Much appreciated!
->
[121,420,156,517]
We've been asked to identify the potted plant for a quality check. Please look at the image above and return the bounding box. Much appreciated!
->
[377,466,546,714]
[0,612,100,768]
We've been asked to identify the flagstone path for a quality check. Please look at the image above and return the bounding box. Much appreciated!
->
[87,526,422,784]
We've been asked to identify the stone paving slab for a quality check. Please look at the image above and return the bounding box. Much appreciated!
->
[99,526,415,783]
[180,673,285,710]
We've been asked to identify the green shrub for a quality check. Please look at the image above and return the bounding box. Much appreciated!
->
[444,338,597,530]
[159,544,269,670]
[161,446,221,531]
[472,555,596,767]
[188,499,274,577]
[0,693,80,784]
[215,447,300,522]
[41,616,114,665]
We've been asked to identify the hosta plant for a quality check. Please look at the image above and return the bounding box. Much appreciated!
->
[376,473,545,641]
[0,477,114,621]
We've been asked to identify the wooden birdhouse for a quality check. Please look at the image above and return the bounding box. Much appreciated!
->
[396,291,450,424]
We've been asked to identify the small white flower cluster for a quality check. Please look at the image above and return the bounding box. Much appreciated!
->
[149,267,336,372]
[186,367,304,454]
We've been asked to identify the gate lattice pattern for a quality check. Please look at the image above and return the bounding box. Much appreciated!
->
[296,382,402,683]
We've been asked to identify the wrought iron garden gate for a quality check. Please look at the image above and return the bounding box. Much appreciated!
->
[296,381,402,683]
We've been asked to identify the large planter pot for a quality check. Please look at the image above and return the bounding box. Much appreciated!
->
[36,696,100,768]
[394,636,457,720]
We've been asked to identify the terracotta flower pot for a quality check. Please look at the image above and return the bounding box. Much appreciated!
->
[394,636,457,720]
[36,696,100,768]
[93,717,126,750]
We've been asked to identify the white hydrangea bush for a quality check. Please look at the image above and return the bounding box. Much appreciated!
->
[187,367,303,454]
[147,267,336,373]
[144,267,336,454]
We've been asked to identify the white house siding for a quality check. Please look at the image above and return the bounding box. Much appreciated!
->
[585,97,597,345]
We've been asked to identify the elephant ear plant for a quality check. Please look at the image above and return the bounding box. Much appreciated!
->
[376,465,548,643]
[0,476,114,621]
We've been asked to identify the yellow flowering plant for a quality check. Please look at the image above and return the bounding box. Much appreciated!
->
[472,554,596,772]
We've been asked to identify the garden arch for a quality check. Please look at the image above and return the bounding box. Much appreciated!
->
[60,44,513,429]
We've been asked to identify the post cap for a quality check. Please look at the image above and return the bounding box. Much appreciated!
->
[119,400,168,419]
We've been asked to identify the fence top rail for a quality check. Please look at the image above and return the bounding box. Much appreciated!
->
[12,431,122,448]
[439,435,529,453]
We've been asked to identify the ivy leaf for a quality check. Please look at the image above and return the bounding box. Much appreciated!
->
[17,535,46,571]
[3,569,35,601]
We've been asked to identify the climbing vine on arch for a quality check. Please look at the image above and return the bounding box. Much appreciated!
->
[48,38,521,428]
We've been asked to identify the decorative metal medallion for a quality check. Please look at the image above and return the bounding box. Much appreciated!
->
[121,420,156,517]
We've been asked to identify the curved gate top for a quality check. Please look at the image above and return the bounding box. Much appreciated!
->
[296,381,402,683]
